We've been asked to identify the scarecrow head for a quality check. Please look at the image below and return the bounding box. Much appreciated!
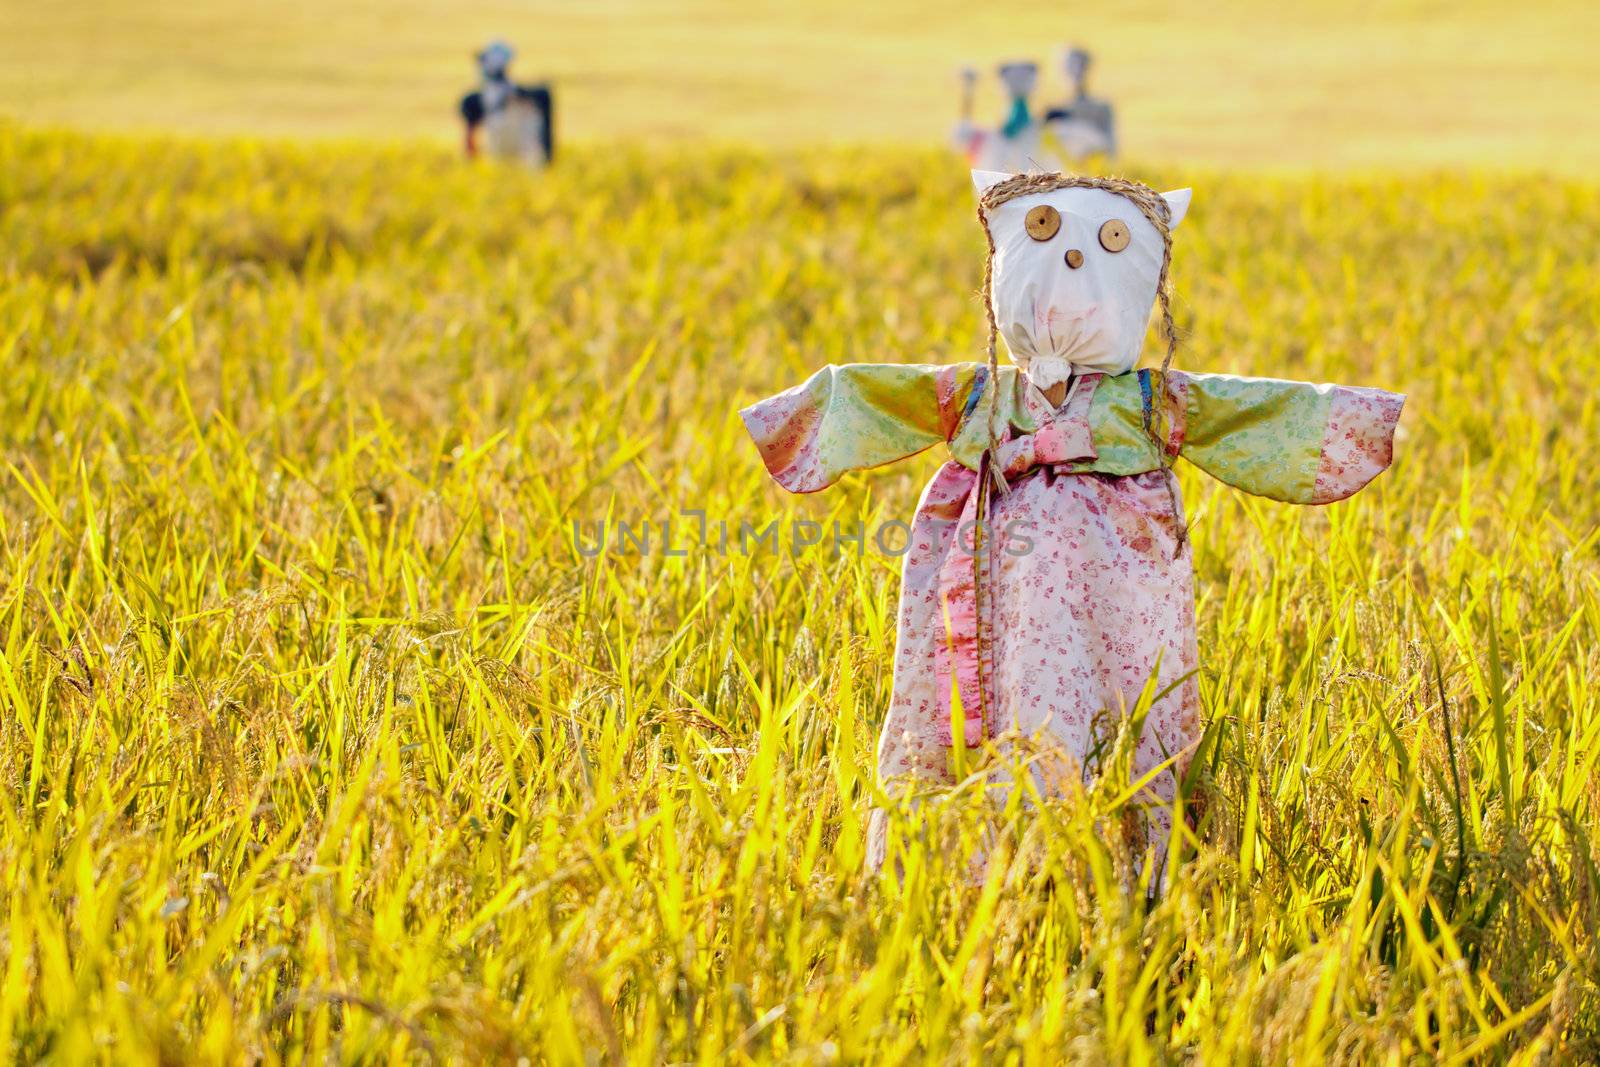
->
[973,170,1191,388]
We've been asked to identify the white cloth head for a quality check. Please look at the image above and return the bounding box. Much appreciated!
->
[974,171,1191,388]
[477,40,515,78]
[997,62,1039,98]
[1063,47,1091,89]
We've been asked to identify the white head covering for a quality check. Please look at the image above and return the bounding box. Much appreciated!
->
[1063,46,1091,93]
[973,170,1190,388]
[996,61,1039,98]
[477,40,515,78]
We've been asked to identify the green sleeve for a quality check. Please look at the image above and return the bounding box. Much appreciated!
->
[1172,371,1405,504]
[739,363,986,493]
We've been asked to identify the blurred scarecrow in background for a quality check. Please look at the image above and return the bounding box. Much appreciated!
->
[459,40,554,168]
[952,60,1062,174]
[1043,47,1117,162]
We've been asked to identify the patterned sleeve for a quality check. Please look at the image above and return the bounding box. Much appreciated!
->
[1168,371,1405,504]
[739,363,985,494]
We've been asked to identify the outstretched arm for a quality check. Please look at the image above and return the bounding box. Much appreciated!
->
[459,92,485,158]
[1169,370,1405,504]
[515,84,554,162]
[740,363,986,493]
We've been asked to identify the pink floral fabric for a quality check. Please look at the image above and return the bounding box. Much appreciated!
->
[869,378,1198,871]
[1313,387,1406,504]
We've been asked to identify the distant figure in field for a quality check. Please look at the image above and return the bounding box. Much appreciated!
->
[950,61,1062,175]
[459,41,554,168]
[1043,47,1117,162]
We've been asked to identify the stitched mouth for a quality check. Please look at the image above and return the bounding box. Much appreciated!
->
[1033,306,1098,354]
[1036,305,1097,329]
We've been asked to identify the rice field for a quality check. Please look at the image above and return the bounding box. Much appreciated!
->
[2,124,1598,1061]
[4,0,1596,170]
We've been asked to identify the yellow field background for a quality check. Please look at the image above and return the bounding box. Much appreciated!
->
[3,126,1599,1060]
[3,0,1600,1061]
[2,0,1597,167]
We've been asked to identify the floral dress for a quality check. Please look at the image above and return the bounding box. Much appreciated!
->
[741,362,1404,869]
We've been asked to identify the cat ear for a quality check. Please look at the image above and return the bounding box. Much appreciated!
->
[972,170,1012,197]
[1161,188,1192,229]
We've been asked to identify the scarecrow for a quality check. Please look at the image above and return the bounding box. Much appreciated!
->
[952,61,1061,174]
[740,172,1404,873]
[459,40,554,168]
[1044,47,1118,162]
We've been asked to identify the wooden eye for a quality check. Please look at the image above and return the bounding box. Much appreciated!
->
[1024,205,1061,241]
[1098,218,1131,252]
